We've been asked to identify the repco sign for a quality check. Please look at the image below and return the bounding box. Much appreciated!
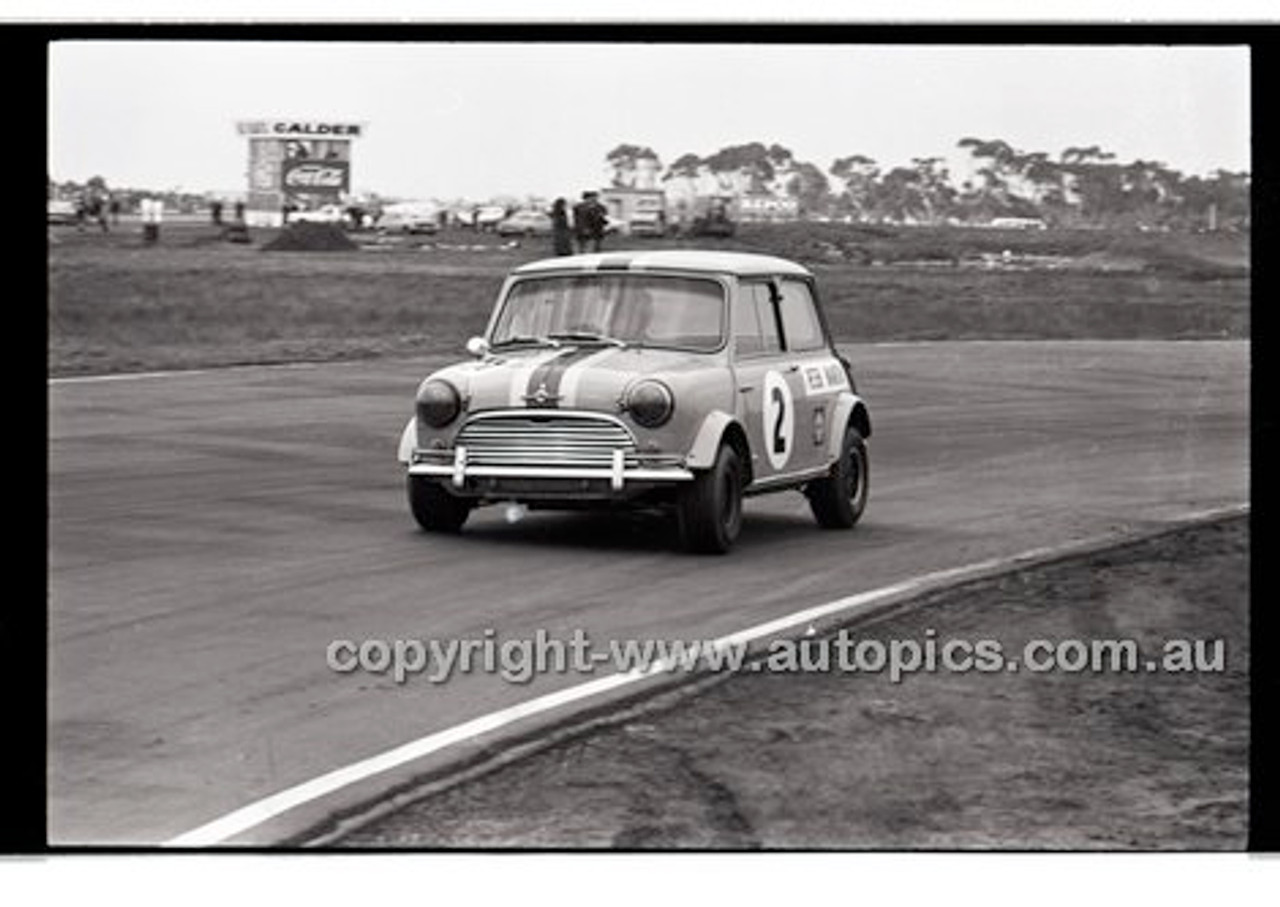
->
[282,160,349,195]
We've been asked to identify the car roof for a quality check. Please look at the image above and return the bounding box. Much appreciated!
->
[512,250,812,278]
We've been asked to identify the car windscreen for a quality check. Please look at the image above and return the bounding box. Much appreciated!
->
[492,274,726,352]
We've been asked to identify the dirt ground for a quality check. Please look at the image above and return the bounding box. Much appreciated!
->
[338,516,1249,849]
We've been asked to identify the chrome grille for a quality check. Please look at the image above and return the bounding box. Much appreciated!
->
[455,414,639,468]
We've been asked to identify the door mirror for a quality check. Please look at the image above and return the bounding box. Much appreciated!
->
[465,336,489,357]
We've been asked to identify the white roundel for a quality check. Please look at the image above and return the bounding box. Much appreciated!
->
[762,369,794,471]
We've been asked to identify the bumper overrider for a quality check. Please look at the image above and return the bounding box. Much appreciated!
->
[407,409,694,498]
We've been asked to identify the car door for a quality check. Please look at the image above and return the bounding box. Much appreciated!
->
[731,279,809,483]
[774,276,846,475]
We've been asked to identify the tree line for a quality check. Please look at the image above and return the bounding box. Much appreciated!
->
[48,175,211,215]
[606,139,1250,231]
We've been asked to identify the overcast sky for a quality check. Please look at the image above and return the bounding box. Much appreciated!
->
[47,41,1250,201]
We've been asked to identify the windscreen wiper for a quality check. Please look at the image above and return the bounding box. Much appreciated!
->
[491,335,562,349]
[546,331,628,348]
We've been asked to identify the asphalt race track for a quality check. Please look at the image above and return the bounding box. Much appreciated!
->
[47,340,1249,845]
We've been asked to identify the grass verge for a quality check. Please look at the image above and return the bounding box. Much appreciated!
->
[48,223,1249,376]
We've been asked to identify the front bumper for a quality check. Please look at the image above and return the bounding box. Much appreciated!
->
[408,446,694,492]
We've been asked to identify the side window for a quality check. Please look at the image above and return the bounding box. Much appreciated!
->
[777,279,826,352]
[731,288,763,356]
[746,283,782,355]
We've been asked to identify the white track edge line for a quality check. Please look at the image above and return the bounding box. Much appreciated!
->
[164,502,1248,847]
[48,362,320,385]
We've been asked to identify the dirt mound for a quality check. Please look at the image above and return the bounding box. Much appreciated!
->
[261,222,358,252]
[223,223,253,244]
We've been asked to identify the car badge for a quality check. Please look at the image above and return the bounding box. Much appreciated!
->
[526,382,560,407]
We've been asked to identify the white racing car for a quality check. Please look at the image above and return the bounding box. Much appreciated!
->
[397,250,871,553]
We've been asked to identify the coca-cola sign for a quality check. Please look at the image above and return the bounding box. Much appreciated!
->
[282,159,349,196]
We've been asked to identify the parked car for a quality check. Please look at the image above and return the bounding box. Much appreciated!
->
[475,205,508,232]
[496,209,554,237]
[449,208,477,228]
[397,250,872,553]
[378,202,441,234]
[289,204,347,225]
[47,199,79,225]
[628,210,668,237]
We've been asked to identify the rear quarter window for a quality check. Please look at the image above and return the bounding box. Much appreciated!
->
[777,278,826,352]
[732,282,783,357]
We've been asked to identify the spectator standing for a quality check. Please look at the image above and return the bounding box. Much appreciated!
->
[224,200,252,244]
[141,196,163,244]
[108,195,121,226]
[573,191,607,254]
[550,197,573,256]
[86,194,109,232]
[211,200,224,226]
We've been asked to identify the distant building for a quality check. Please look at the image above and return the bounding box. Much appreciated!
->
[737,191,799,223]
[599,187,667,236]
[633,157,660,190]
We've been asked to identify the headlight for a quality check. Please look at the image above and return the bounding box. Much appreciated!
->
[625,379,674,428]
[416,379,462,428]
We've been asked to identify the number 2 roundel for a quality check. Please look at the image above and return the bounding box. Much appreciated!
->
[762,369,794,470]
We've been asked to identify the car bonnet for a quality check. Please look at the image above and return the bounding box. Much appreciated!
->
[430,344,713,413]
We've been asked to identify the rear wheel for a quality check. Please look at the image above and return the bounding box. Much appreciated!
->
[678,443,744,554]
[407,476,473,532]
[807,426,869,529]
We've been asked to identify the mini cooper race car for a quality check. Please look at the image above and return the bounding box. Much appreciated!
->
[397,250,871,553]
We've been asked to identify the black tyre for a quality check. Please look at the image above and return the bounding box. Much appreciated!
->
[678,443,744,554]
[807,426,869,529]
[407,476,473,532]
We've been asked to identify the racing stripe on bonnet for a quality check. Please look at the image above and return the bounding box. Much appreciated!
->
[506,347,569,407]
[558,346,623,408]
[524,346,601,408]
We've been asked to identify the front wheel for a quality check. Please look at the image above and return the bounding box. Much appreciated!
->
[807,427,869,529]
[407,476,473,532]
[677,443,744,554]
